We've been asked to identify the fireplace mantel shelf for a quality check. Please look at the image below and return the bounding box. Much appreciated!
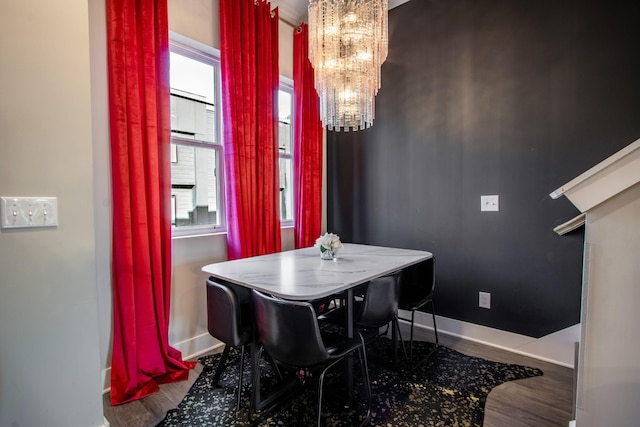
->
[550,138,640,213]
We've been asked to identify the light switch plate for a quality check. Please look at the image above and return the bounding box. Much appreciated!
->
[479,291,491,309]
[481,195,499,212]
[1,197,58,229]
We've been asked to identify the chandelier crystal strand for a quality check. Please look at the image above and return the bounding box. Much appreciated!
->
[308,0,388,131]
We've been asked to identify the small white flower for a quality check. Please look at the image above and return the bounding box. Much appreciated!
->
[315,232,342,253]
[330,234,343,250]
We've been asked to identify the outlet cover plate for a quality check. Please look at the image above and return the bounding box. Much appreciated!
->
[479,291,491,309]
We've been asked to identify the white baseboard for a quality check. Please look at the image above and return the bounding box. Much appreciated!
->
[172,332,223,361]
[102,315,578,394]
[102,333,223,393]
[102,368,110,394]
[402,310,579,368]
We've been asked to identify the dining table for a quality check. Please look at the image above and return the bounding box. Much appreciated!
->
[201,243,433,413]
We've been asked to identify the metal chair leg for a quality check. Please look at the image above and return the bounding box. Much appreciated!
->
[408,310,416,365]
[431,300,439,347]
[236,345,245,411]
[393,317,409,366]
[267,353,283,381]
[357,332,372,426]
[411,301,439,369]
[212,345,231,386]
[248,345,263,421]
[317,371,326,427]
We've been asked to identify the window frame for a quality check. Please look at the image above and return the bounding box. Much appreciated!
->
[169,32,227,238]
[168,32,297,237]
[278,77,294,227]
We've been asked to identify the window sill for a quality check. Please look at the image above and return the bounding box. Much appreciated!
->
[172,226,226,240]
[172,224,294,239]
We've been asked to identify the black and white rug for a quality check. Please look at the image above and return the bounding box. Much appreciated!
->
[161,338,542,426]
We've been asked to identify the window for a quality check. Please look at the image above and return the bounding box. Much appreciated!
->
[169,35,224,235]
[278,80,294,225]
[169,33,295,235]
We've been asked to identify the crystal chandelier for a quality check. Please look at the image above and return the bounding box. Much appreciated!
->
[308,0,388,131]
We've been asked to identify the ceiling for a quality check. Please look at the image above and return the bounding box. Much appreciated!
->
[270,0,412,26]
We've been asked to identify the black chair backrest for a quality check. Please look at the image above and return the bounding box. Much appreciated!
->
[356,273,400,328]
[206,278,248,347]
[252,290,330,367]
[399,258,435,309]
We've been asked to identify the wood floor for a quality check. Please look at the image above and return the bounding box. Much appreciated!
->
[103,324,575,427]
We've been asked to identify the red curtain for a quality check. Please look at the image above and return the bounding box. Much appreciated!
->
[106,0,194,405]
[293,24,323,248]
[220,0,282,259]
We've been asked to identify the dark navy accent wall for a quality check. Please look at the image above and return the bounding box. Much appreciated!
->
[327,0,640,337]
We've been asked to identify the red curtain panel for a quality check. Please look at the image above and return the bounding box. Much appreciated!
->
[293,24,323,248]
[220,0,282,259]
[106,0,194,405]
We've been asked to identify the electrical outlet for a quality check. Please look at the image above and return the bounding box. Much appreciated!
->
[479,291,491,309]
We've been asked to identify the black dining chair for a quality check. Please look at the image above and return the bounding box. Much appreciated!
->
[320,272,408,367]
[398,257,439,368]
[354,272,408,366]
[205,278,253,411]
[252,290,372,427]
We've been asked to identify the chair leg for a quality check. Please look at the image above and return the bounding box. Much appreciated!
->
[408,310,416,365]
[315,351,369,427]
[431,300,439,347]
[315,358,344,427]
[317,371,326,427]
[411,301,439,369]
[249,346,263,421]
[267,353,283,381]
[236,345,245,411]
[212,345,231,386]
[357,333,372,426]
[393,317,409,366]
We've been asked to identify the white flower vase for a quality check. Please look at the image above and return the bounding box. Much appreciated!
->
[320,248,337,260]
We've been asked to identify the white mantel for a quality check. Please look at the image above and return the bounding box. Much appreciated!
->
[551,137,640,427]
[550,137,640,212]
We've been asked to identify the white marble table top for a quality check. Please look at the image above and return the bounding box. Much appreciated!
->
[202,243,433,300]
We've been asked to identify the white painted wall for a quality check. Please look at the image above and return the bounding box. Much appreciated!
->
[0,1,104,426]
[575,183,640,426]
[168,0,220,50]
[166,0,295,79]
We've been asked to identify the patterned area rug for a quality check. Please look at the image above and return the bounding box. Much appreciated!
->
[161,338,542,426]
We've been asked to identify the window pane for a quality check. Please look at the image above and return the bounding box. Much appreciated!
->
[170,144,178,163]
[279,157,293,221]
[170,143,220,227]
[278,90,292,154]
[170,52,216,143]
[278,85,294,223]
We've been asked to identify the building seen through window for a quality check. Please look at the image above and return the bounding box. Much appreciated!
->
[278,83,294,224]
[169,43,222,230]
